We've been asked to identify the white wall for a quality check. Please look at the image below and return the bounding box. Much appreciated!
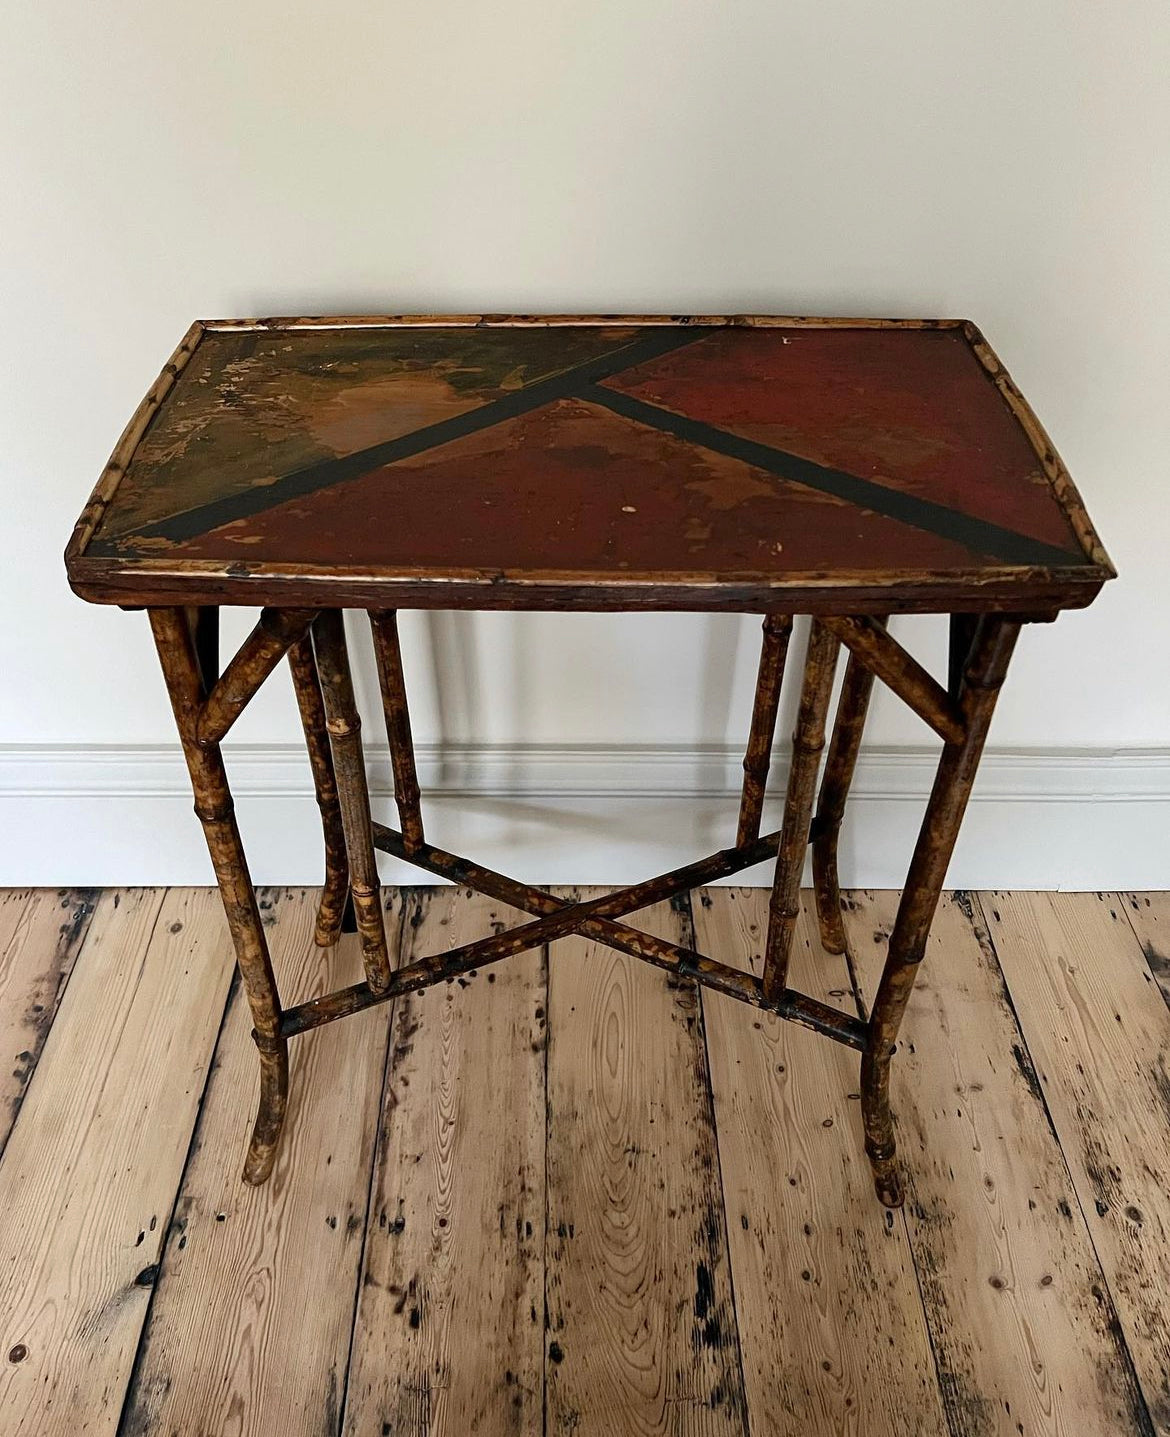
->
[2,2,1168,886]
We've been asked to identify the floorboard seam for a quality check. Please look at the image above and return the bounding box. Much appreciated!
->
[336,888,410,1437]
[540,914,554,1437]
[897,1169,960,1437]
[971,890,1157,1437]
[1117,891,1170,1016]
[687,890,751,1437]
[543,890,560,1431]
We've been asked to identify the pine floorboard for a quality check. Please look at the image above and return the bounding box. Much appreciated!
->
[0,885,1165,1436]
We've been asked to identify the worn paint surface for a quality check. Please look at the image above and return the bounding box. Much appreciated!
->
[93,326,642,540]
[602,326,1082,552]
[85,323,1091,580]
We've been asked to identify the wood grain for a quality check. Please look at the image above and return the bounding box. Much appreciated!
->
[695,888,944,1436]
[121,887,395,1436]
[545,893,747,1437]
[343,887,546,1436]
[979,891,1170,1433]
[0,888,97,1156]
[844,890,1150,1436]
[0,888,233,1436]
[2,885,1166,1436]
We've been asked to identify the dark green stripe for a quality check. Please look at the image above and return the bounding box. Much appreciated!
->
[583,383,1086,570]
[92,329,708,550]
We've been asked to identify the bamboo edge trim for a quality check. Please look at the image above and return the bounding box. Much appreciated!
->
[962,321,1114,574]
[65,321,206,561]
[68,554,1104,592]
[198,314,970,332]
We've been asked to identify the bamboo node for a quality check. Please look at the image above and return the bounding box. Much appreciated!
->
[194,800,234,824]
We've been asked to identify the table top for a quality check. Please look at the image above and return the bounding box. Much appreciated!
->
[67,316,1113,614]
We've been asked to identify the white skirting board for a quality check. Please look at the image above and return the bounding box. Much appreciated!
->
[1,743,1166,890]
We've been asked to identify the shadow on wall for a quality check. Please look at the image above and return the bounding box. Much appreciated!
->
[403,609,812,825]
[422,609,776,757]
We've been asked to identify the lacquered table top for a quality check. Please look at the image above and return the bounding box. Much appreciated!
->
[67,316,1113,613]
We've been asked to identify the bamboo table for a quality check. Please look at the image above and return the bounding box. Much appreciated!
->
[67,315,1113,1207]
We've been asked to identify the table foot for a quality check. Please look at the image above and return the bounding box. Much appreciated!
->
[243,1033,289,1184]
[811,839,847,955]
[867,1147,905,1209]
[314,903,344,949]
[861,1036,901,1207]
[312,869,351,948]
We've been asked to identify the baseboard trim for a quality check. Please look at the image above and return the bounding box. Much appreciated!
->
[1,743,1166,888]
[5,741,1168,801]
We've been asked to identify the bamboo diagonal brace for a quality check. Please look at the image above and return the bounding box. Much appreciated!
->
[197,608,317,746]
[821,614,966,745]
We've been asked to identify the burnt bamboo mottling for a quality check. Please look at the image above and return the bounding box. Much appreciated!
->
[282,846,867,1052]
[292,833,802,1022]
[196,608,316,746]
[148,606,288,1184]
[736,613,794,847]
[761,621,841,1002]
[287,633,350,947]
[310,609,392,993]
[371,821,808,999]
[861,615,1021,1207]
[375,820,782,926]
[812,616,889,954]
[369,611,424,853]
[282,939,865,1050]
[821,614,965,744]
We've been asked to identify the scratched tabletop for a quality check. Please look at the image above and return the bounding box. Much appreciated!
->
[67,317,1112,613]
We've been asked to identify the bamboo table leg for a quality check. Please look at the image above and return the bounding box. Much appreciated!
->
[812,615,888,954]
[369,611,425,854]
[149,606,289,1184]
[736,613,794,848]
[311,609,393,994]
[761,621,841,1002]
[146,597,1026,1201]
[288,633,351,947]
[861,615,1021,1206]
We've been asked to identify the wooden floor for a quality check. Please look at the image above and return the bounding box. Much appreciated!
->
[0,886,1168,1436]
